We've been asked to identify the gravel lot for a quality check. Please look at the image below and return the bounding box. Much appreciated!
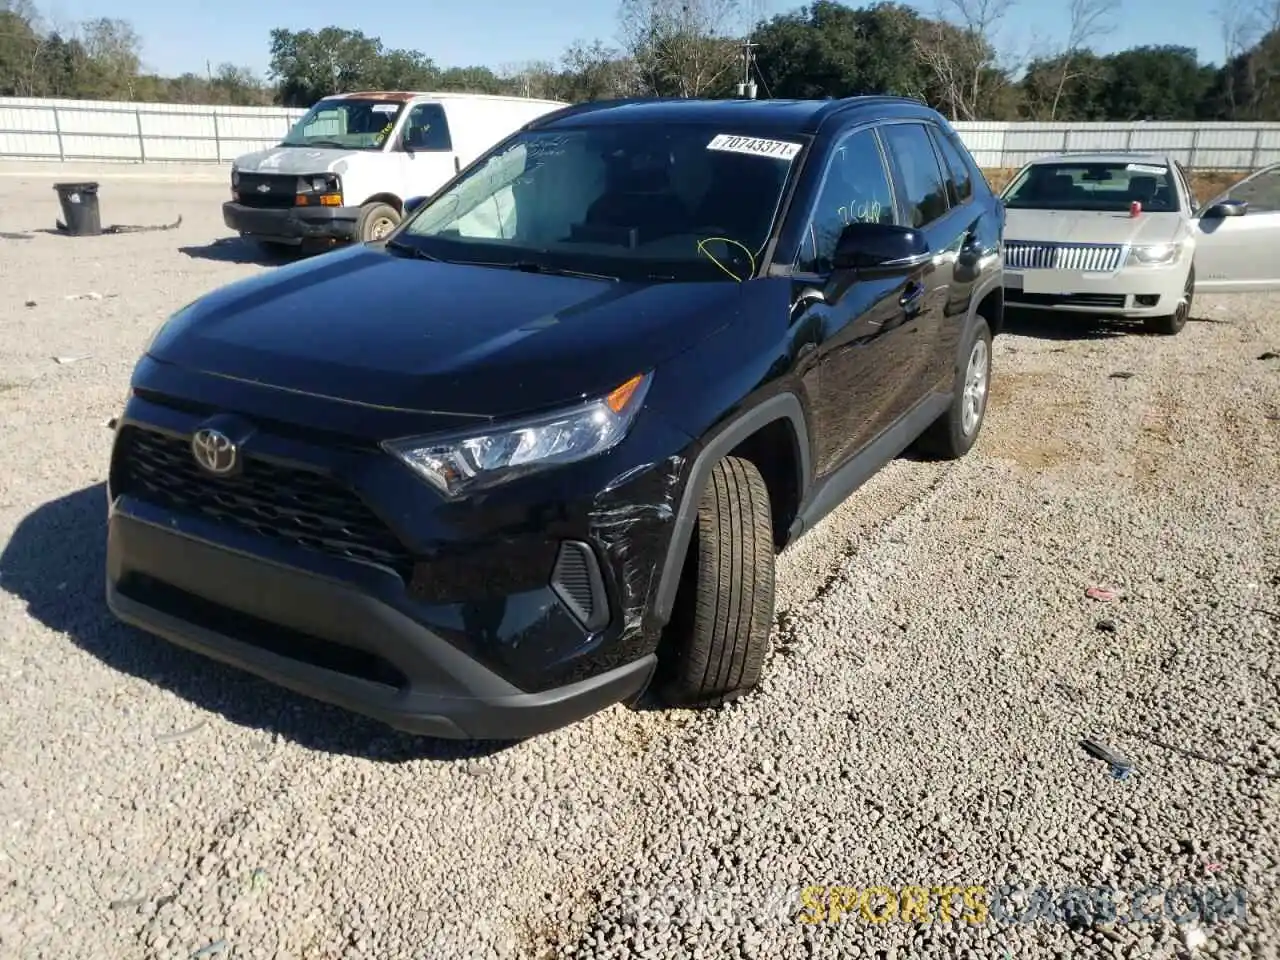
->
[0,167,1277,960]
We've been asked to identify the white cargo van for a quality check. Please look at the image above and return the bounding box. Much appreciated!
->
[223,91,569,249]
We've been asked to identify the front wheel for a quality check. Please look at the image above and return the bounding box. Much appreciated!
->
[659,456,776,708]
[914,316,993,460]
[357,202,401,243]
[1144,264,1194,336]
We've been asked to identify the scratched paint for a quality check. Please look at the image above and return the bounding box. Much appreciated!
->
[588,454,685,639]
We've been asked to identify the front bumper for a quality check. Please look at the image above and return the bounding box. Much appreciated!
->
[107,509,655,739]
[104,374,690,739]
[222,201,359,244]
[1004,262,1188,317]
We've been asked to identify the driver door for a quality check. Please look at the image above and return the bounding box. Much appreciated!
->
[1192,163,1280,293]
[395,102,461,202]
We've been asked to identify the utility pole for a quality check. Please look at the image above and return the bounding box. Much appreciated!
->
[736,39,758,99]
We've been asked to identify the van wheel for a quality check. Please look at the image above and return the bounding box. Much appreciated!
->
[660,456,776,707]
[357,202,401,242]
[914,315,993,460]
[1144,265,1194,335]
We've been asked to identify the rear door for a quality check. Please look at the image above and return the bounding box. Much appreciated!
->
[877,121,954,397]
[1192,163,1280,293]
[921,122,992,388]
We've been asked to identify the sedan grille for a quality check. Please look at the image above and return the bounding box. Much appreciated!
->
[113,427,413,578]
[1006,241,1124,272]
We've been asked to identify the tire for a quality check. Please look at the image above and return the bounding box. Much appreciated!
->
[356,202,401,243]
[1143,264,1194,336]
[660,456,776,707]
[915,315,993,460]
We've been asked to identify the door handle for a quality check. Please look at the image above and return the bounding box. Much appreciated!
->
[899,281,926,311]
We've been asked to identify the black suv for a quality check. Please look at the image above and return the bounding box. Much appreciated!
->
[107,96,1005,739]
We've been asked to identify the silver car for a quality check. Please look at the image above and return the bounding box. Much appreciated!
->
[999,151,1280,334]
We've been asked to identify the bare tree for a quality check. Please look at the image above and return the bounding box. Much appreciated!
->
[912,0,1018,121]
[1043,0,1118,119]
[618,0,748,97]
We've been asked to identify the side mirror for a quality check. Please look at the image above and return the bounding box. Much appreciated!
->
[832,221,932,276]
[1202,198,1247,219]
[404,195,429,215]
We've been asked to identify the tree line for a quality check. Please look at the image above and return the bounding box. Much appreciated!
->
[3,0,1280,121]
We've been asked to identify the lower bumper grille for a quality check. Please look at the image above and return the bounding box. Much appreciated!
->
[1008,291,1127,309]
[113,427,413,578]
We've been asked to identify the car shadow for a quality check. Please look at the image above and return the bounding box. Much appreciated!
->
[178,236,304,265]
[0,483,515,763]
[1003,308,1225,340]
[1002,308,1132,340]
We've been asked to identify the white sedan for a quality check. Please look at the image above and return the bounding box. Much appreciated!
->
[999,151,1280,334]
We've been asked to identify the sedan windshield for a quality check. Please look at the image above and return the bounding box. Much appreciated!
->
[281,99,403,151]
[397,122,806,282]
[1003,160,1180,213]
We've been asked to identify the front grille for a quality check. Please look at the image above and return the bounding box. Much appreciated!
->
[235,172,297,209]
[1006,241,1124,272]
[1008,291,1127,309]
[114,427,414,578]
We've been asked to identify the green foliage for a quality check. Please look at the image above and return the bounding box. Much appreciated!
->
[0,0,1277,120]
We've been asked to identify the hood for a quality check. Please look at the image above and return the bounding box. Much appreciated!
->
[233,146,359,177]
[148,245,743,419]
[1005,208,1182,246]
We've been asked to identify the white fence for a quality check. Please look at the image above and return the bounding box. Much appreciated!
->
[3,96,1280,169]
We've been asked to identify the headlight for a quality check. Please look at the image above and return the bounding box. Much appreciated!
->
[1128,242,1182,265]
[298,173,341,195]
[231,167,240,187]
[384,372,652,498]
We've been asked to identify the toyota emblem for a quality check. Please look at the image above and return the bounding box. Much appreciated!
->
[191,428,238,475]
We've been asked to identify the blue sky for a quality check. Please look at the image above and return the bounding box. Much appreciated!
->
[38,0,1228,80]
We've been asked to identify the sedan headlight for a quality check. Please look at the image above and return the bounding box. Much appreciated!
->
[1128,242,1183,266]
[384,372,652,498]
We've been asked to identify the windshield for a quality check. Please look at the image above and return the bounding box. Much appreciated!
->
[396,122,806,282]
[1003,160,1179,213]
[280,99,404,151]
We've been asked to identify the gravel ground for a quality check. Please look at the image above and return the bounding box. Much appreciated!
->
[0,171,1277,960]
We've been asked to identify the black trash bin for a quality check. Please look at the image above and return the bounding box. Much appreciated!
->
[53,182,102,236]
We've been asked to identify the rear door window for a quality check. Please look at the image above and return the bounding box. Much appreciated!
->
[929,126,975,206]
[879,122,951,228]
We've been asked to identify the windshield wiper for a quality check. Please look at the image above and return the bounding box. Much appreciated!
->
[280,138,345,149]
[384,238,441,261]
[459,259,619,282]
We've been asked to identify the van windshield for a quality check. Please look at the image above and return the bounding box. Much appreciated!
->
[1003,160,1180,213]
[396,122,807,282]
[280,99,404,151]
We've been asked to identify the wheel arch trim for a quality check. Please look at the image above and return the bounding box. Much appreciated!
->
[651,392,811,627]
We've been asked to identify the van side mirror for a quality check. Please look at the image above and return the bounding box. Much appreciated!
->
[404,195,429,215]
[832,222,931,277]
[1202,199,1247,219]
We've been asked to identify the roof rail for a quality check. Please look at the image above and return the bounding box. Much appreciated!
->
[807,93,931,131]
[526,98,654,128]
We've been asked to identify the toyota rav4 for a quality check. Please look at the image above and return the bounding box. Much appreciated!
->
[107,95,1005,740]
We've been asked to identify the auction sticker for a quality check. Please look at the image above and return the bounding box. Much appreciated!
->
[1125,163,1167,174]
[707,134,802,160]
